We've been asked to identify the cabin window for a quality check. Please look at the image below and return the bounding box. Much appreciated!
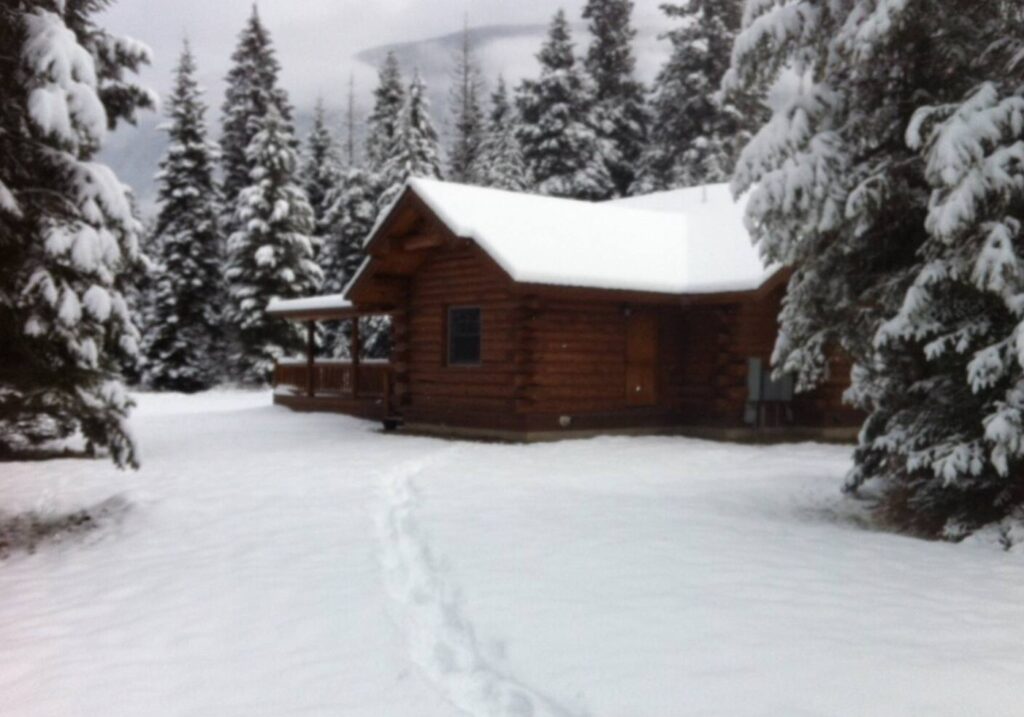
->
[745,357,795,427]
[447,307,481,365]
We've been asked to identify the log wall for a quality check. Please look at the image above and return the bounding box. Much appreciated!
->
[513,286,858,431]
[518,298,629,414]
[389,244,856,434]
[397,243,524,430]
[665,286,857,427]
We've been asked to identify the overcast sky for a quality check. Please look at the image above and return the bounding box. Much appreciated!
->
[99,0,673,115]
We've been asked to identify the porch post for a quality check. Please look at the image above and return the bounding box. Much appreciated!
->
[351,316,361,399]
[305,320,315,398]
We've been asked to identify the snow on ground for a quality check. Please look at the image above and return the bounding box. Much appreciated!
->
[1,391,1022,716]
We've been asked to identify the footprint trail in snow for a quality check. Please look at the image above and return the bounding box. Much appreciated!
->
[375,450,586,717]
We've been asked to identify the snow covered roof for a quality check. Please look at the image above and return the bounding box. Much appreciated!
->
[387,178,690,294]
[369,177,775,295]
[609,183,778,294]
[274,181,778,318]
[266,294,352,316]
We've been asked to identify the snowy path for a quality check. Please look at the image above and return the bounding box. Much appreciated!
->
[1,391,1023,716]
[375,449,582,717]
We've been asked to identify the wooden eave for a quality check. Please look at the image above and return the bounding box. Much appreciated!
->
[265,304,398,322]
[511,266,790,308]
[510,281,686,306]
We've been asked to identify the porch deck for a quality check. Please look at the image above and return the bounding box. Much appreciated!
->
[272,359,395,421]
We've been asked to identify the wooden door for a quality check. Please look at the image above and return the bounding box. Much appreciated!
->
[626,311,658,406]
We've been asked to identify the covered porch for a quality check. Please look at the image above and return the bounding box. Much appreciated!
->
[266,294,398,423]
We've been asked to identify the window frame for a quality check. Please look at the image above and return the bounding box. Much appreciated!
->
[446,305,482,367]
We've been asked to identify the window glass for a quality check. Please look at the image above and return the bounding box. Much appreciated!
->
[448,307,481,365]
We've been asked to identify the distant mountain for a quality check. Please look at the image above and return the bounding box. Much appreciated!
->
[102,22,670,215]
[355,24,558,161]
[355,23,549,73]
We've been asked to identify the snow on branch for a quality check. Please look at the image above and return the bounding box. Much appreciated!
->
[726,0,821,90]
[22,10,107,149]
[0,180,21,218]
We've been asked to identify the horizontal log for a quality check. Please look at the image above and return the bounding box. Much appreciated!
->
[527,351,627,365]
[409,318,519,331]
[525,387,628,402]
[409,391,516,405]
[410,371,517,385]
[411,390,516,403]
[412,280,512,294]
[524,400,631,413]
[525,317,624,332]
[523,341,627,355]
[529,364,627,378]
[412,267,509,283]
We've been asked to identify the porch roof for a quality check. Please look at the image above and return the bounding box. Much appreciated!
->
[265,293,387,321]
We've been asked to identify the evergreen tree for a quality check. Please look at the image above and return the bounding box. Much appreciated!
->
[473,76,530,191]
[582,0,648,196]
[861,4,1024,537]
[0,0,153,467]
[365,51,405,176]
[320,164,375,357]
[727,0,1024,536]
[301,98,343,258]
[123,215,156,387]
[343,74,358,167]
[220,5,293,223]
[378,70,444,209]
[142,41,223,393]
[318,80,371,358]
[321,79,369,299]
[226,108,322,382]
[516,9,613,200]
[367,70,441,361]
[322,168,374,298]
[446,22,486,183]
[637,0,750,192]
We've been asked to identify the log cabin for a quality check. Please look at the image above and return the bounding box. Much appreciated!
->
[266,178,860,441]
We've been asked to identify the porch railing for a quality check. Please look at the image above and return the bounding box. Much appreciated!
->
[273,359,392,399]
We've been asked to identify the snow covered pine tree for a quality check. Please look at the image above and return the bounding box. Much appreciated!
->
[582,0,648,197]
[365,50,405,212]
[342,74,358,167]
[142,40,223,393]
[727,0,1024,536]
[319,81,374,357]
[322,87,369,281]
[220,5,293,237]
[516,9,613,200]
[301,98,344,260]
[226,108,322,383]
[446,22,486,184]
[0,1,153,467]
[378,70,444,210]
[473,76,530,191]
[319,166,375,358]
[872,5,1024,537]
[366,70,445,359]
[636,0,750,192]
